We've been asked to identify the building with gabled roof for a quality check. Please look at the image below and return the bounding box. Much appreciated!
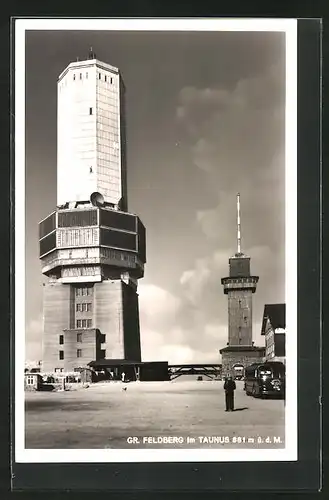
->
[261,303,286,363]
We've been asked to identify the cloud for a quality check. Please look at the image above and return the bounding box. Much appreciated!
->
[176,62,285,192]
[180,243,285,312]
[140,323,227,365]
[191,138,217,173]
[139,282,229,364]
[138,284,181,330]
[177,245,278,350]
[175,63,286,286]
[180,257,212,306]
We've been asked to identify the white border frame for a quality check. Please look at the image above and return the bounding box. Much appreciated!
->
[15,17,298,463]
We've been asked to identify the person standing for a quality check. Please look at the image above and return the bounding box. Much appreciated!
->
[224,375,236,411]
[121,371,126,383]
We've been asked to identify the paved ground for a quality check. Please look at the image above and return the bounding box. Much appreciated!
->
[24,380,285,449]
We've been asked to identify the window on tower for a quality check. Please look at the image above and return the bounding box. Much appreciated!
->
[98,73,101,79]
[105,75,107,82]
[73,74,76,80]
[80,73,82,80]
[75,286,93,297]
[86,72,88,79]
[89,107,93,115]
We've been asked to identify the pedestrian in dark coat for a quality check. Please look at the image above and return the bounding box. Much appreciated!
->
[224,376,236,411]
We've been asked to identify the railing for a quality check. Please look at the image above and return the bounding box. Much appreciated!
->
[168,364,222,380]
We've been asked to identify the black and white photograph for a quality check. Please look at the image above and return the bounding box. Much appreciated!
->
[15,18,298,463]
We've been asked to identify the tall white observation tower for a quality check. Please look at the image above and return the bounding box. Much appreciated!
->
[39,51,145,373]
[57,49,127,210]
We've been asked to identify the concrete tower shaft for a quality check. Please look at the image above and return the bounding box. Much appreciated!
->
[57,57,127,211]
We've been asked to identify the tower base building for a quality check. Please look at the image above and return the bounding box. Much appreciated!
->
[40,205,146,373]
[219,346,265,379]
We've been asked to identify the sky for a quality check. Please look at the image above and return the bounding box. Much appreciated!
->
[24,29,286,365]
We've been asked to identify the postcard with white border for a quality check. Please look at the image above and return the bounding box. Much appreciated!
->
[15,17,299,465]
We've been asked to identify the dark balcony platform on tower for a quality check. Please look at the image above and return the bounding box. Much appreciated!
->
[219,345,265,354]
[221,275,259,294]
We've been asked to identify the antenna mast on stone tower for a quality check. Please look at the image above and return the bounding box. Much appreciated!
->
[237,192,241,254]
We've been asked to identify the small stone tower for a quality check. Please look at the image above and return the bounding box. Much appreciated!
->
[220,194,264,377]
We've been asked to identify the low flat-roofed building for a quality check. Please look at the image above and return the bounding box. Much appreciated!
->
[88,359,169,382]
